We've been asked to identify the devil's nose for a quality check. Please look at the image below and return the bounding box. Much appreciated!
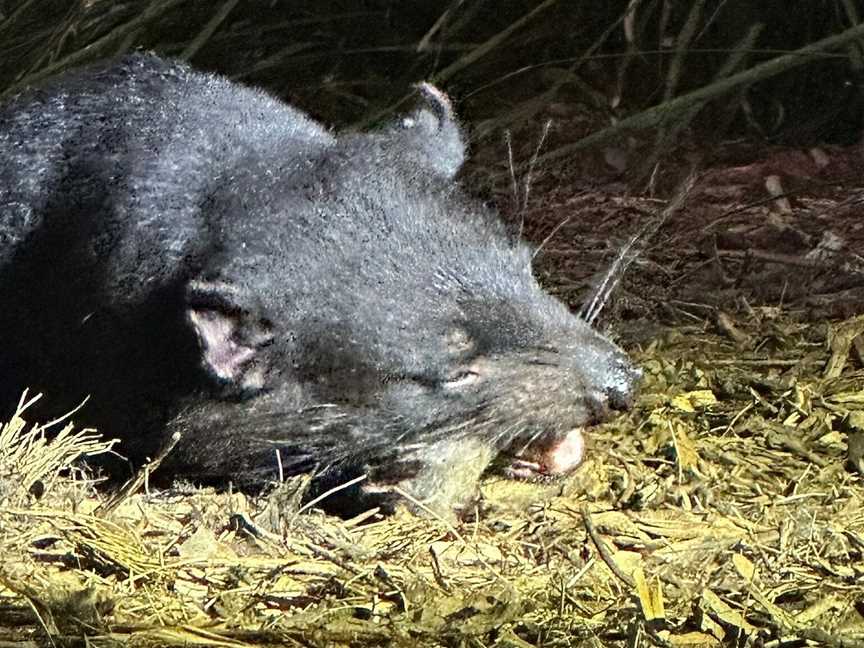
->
[605,362,641,412]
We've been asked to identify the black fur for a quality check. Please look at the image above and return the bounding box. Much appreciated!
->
[0,54,639,515]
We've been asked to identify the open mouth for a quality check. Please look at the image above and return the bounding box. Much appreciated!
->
[503,427,586,480]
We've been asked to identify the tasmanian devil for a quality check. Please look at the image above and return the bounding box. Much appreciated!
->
[0,53,640,516]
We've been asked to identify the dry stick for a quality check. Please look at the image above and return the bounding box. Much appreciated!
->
[2,0,187,97]
[516,20,864,174]
[580,505,635,588]
[95,431,182,515]
[180,0,241,61]
[533,215,572,261]
[291,473,368,520]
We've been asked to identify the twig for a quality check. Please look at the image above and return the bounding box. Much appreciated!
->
[95,431,182,515]
[580,505,635,588]
[291,473,368,521]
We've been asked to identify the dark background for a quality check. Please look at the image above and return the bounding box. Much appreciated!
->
[2,1,862,151]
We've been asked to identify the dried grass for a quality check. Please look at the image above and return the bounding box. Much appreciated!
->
[1,313,862,647]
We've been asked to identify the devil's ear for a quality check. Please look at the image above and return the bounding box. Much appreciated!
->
[390,82,467,179]
[185,281,274,393]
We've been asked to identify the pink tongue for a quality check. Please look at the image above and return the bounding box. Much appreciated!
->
[506,429,585,479]
[543,429,585,474]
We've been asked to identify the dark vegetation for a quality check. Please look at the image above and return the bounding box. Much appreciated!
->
[2,1,862,142]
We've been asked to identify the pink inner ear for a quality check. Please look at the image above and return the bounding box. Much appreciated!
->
[188,309,255,381]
